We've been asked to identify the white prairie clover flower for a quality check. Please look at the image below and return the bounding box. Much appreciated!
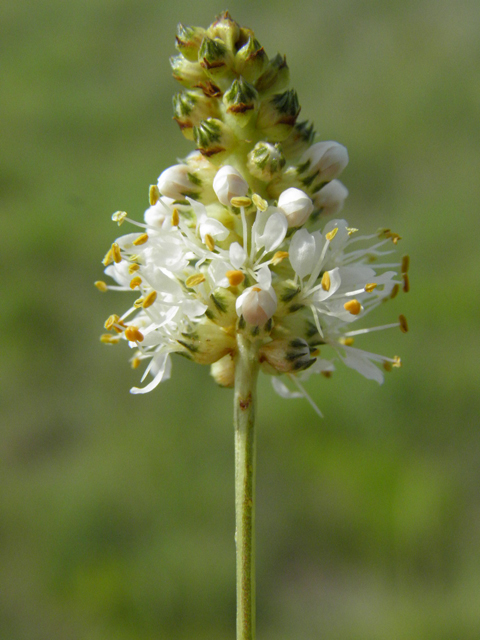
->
[98,12,408,412]
[278,187,313,227]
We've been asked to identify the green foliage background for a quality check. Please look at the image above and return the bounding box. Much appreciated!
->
[1,1,479,638]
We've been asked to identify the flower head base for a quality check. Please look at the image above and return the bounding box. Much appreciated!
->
[98,13,408,410]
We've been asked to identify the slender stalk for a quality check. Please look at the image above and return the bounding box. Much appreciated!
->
[234,334,259,640]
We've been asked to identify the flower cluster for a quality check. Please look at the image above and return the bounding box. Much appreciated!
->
[96,13,408,409]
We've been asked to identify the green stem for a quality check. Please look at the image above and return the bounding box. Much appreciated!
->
[234,334,259,640]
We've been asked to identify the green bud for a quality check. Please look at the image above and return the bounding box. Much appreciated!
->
[235,37,268,84]
[257,89,300,142]
[173,90,220,140]
[207,11,240,50]
[259,338,314,374]
[175,24,206,62]
[193,118,236,162]
[178,320,236,364]
[247,142,286,182]
[223,77,259,128]
[170,55,205,88]
[198,37,233,85]
[255,53,290,94]
[205,288,238,326]
[281,120,316,160]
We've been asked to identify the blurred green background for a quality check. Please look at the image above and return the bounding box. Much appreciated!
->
[1,0,480,638]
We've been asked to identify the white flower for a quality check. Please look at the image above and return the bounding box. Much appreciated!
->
[157,164,198,200]
[299,141,349,181]
[277,187,313,227]
[213,165,249,206]
[236,265,277,325]
[314,180,348,216]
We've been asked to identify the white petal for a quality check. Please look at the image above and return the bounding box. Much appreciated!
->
[182,299,208,318]
[340,346,384,384]
[130,353,172,394]
[229,242,247,269]
[259,211,288,253]
[289,229,316,278]
[271,377,303,399]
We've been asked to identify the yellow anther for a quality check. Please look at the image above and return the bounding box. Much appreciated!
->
[402,274,410,293]
[311,348,321,357]
[230,196,252,208]
[128,263,140,274]
[321,271,331,291]
[252,193,268,211]
[131,356,141,369]
[252,286,262,292]
[185,273,206,287]
[130,276,142,289]
[401,255,410,274]
[380,229,401,244]
[344,299,361,315]
[149,184,160,206]
[112,211,127,225]
[325,227,338,241]
[124,326,144,343]
[392,355,402,368]
[104,314,120,330]
[133,233,149,246]
[112,243,122,263]
[102,248,114,266]
[365,282,377,293]
[271,251,289,265]
[383,360,392,372]
[399,314,408,333]
[390,283,400,299]
[100,333,120,344]
[171,208,180,226]
[134,297,144,308]
[347,227,358,235]
[205,233,215,251]
[339,337,354,346]
[94,280,108,292]
[142,290,157,308]
[226,270,245,287]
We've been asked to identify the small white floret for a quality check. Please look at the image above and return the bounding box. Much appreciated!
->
[213,165,249,206]
[278,188,314,227]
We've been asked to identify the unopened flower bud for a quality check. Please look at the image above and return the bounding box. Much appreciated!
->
[314,180,349,216]
[157,164,200,201]
[173,89,220,140]
[193,118,236,161]
[198,37,233,86]
[259,338,314,373]
[213,165,249,206]
[210,353,235,387]
[170,55,205,88]
[236,284,277,326]
[175,24,206,62]
[255,53,289,94]
[278,187,313,227]
[235,36,268,84]
[223,77,259,128]
[281,120,316,160]
[179,321,236,364]
[257,89,300,142]
[247,142,286,182]
[207,11,240,50]
[298,141,349,183]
